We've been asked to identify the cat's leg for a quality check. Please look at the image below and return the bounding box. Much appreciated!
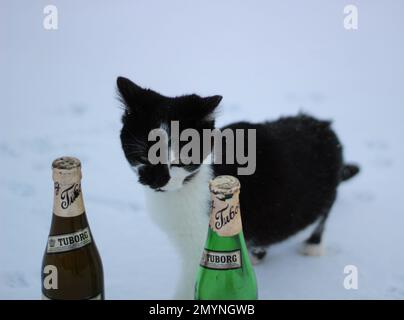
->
[173,259,198,300]
[173,240,204,300]
[300,213,329,256]
[171,215,208,300]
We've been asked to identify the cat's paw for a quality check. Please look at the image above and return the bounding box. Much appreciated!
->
[249,246,267,265]
[299,242,325,256]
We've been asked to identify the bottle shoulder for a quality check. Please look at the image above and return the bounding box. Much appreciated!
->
[204,228,248,250]
[48,212,90,235]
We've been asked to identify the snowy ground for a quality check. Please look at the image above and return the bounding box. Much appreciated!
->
[1,0,403,299]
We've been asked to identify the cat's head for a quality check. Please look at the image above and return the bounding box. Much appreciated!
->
[117,76,222,192]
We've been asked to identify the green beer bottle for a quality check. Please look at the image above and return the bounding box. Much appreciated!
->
[195,175,258,300]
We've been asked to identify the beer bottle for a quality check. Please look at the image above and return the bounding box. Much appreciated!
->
[195,175,258,300]
[41,157,104,300]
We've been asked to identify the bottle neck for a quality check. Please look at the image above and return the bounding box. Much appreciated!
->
[49,180,89,237]
[208,189,242,237]
[53,180,86,218]
[201,187,247,270]
[202,217,246,270]
[206,227,244,246]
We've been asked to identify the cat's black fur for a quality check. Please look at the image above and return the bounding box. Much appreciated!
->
[117,76,359,255]
[216,117,359,247]
[118,76,220,189]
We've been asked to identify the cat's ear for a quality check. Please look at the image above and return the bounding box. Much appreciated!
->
[201,95,222,118]
[116,76,144,113]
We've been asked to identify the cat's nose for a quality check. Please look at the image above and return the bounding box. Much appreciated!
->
[138,164,170,190]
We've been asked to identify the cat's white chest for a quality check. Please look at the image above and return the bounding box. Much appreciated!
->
[144,165,213,259]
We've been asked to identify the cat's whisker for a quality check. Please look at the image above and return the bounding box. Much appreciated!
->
[125,150,146,157]
[122,128,148,147]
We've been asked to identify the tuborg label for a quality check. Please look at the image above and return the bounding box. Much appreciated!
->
[47,227,92,253]
[53,182,85,217]
[209,190,242,237]
[200,249,242,270]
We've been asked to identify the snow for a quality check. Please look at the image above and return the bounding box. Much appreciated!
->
[1,0,403,299]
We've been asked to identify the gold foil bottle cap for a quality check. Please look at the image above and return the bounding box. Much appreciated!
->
[209,175,240,195]
[52,156,82,185]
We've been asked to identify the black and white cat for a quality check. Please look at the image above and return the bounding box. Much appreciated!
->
[116,76,359,299]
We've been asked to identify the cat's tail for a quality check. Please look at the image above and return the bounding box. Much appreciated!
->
[340,163,360,182]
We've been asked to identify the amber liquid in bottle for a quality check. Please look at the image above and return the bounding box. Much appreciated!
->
[41,157,104,300]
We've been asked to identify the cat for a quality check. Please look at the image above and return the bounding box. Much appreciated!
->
[116,76,359,299]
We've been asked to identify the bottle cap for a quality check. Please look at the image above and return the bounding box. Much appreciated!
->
[52,156,82,185]
[209,175,240,195]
